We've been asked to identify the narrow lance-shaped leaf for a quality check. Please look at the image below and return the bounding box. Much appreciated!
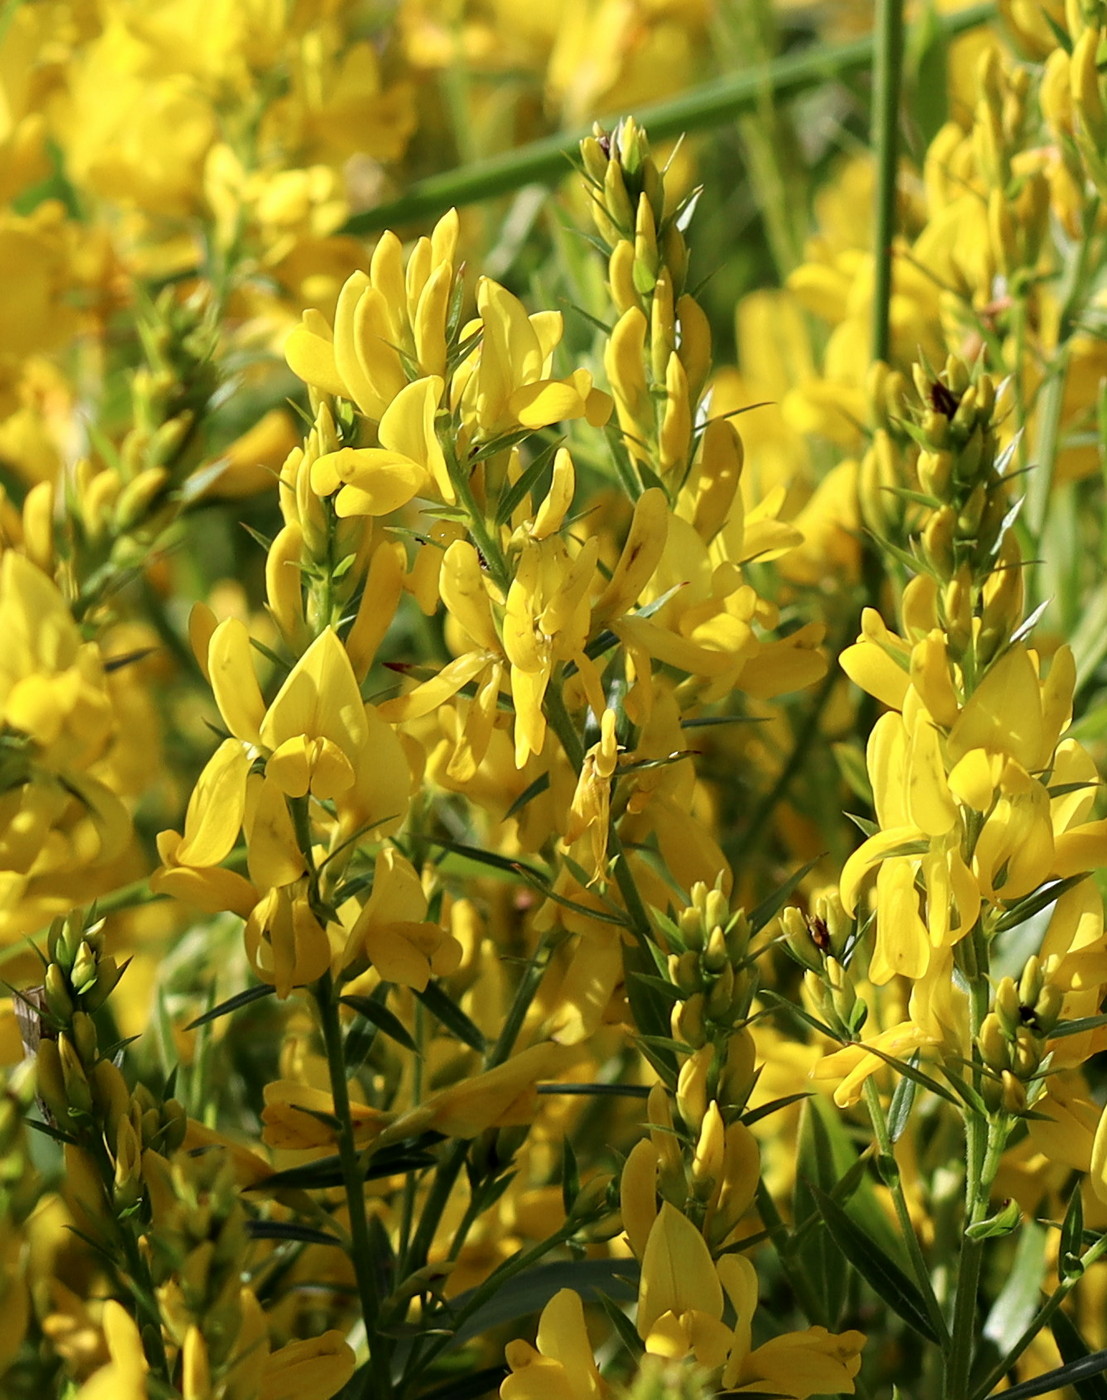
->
[812,1187,939,1343]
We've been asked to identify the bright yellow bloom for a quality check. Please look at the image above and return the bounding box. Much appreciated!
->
[337,845,461,990]
[75,1301,147,1400]
[285,210,460,421]
[310,376,451,516]
[453,278,611,445]
[501,1288,611,1400]
[259,1330,357,1400]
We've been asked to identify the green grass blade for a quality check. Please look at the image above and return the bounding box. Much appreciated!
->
[342,4,995,237]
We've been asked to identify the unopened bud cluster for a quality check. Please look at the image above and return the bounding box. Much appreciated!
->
[33,909,187,1232]
[582,119,715,493]
[899,355,1025,673]
[60,290,220,612]
[779,892,868,1041]
[636,882,764,1248]
[975,955,1063,1112]
[668,881,756,1063]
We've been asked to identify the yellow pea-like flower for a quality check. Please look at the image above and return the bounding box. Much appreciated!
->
[207,617,266,749]
[258,1330,356,1400]
[502,1288,610,1400]
[243,885,330,999]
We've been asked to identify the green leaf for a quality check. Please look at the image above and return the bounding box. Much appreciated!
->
[982,1221,1048,1360]
[993,875,1090,933]
[905,0,950,151]
[758,988,842,1044]
[1040,6,1074,53]
[340,994,418,1053]
[414,981,487,1052]
[25,1116,77,1147]
[993,1326,1102,1400]
[185,982,275,1030]
[886,1062,919,1143]
[429,836,545,882]
[515,868,631,926]
[742,1091,811,1128]
[595,1289,645,1360]
[502,772,551,821]
[749,856,823,934]
[447,1258,639,1348]
[494,437,563,526]
[938,1062,989,1115]
[537,1082,650,1099]
[627,971,684,1003]
[681,714,767,729]
[623,938,675,1077]
[1061,1179,1086,1275]
[812,1186,939,1343]
[850,1040,960,1107]
[1051,1311,1107,1400]
[561,1136,580,1215]
[248,1140,440,1192]
[1046,1014,1107,1041]
[245,1221,343,1247]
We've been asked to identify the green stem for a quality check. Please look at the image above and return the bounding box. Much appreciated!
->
[1027,199,1100,545]
[449,449,510,595]
[944,925,995,1399]
[401,931,554,1351]
[342,5,994,236]
[316,973,390,1400]
[968,1234,1107,1400]
[870,0,905,365]
[755,1180,830,1327]
[403,1139,469,1280]
[862,1078,949,1347]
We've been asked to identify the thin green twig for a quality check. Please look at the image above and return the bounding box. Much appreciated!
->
[342,4,994,237]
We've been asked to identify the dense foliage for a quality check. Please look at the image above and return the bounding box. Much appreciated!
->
[3,3,1107,1398]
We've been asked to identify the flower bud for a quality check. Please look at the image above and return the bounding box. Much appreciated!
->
[690,1102,725,1199]
[1018,955,1045,1009]
[676,1045,713,1132]
[977,1011,1010,1073]
[43,964,74,1024]
[717,1028,757,1112]
[994,978,1021,1037]
[703,926,729,975]
[706,964,736,1023]
[1001,1070,1027,1114]
[35,1040,68,1125]
[672,993,707,1049]
[59,1035,94,1116]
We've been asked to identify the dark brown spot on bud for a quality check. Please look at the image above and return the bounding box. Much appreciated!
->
[929,380,960,417]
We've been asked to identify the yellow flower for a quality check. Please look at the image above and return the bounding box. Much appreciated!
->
[309,376,452,516]
[75,1301,147,1400]
[259,1330,356,1400]
[453,278,611,445]
[813,948,967,1108]
[502,1287,611,1400]
[637,1203,733,1370]
[0,553,131,939]
[261,1079,392,1151]
[337,845,461,990]
[285,210,460,421]
[382,1042,573,1143]
[244,883,330,998]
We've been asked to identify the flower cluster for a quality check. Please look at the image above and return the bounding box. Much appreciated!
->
[4,5,1107,1400]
